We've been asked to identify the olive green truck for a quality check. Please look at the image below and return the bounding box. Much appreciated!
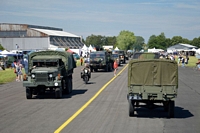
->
[128,52,178,118]
[23,50,76,99]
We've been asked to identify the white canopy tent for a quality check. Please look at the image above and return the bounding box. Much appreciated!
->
[81,44,89,57]
[89,45,96,52]
[114,47,119,50]
[0,50,13,55]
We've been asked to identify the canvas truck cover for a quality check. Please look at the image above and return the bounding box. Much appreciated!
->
[132,52,160,59]
[128,59,178,87]
[28,50,76,71]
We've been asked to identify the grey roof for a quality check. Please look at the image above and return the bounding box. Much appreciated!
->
[167,43,197,50]
[31,28,80,37]
[178,43,197,48]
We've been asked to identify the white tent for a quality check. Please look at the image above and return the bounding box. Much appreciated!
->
[196,48,200,54]
[114,47,119,50]
[0,50,12,55]
[148,48,164,53]
[82,44,88,51]
[89,45,96,52]
[81,44,89,57]
[48,44,58,50]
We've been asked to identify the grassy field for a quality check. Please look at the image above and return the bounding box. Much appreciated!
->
[0,57,199,84]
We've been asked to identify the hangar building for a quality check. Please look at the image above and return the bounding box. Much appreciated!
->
[0,23,84,51]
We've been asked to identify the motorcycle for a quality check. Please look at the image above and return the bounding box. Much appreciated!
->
[81,68,91,84]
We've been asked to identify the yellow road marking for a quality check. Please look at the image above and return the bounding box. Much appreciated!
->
[54,64,128,133]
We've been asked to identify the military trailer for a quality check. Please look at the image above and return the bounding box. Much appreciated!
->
[113,50,126,64]
[132,52,161,59]
[128,53,178,118]
[23,50,76,99]
[89,51,113,72]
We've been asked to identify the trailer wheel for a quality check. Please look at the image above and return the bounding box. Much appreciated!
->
[129,99,135,117]
[26,87,32,99]
[168,101,174,118]
[163,101,169,112]
[55,87,62,99]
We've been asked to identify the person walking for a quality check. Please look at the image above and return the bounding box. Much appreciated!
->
[113,59,118,76]
[80,57,83,66]
[14,61,19,81]
[181,57,185,67]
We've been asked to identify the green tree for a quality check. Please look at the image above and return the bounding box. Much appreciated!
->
[0,44,5,50]
[147,35,158,48]
[171,36,183,45]
[191,37,200,48]
[85,35,117,48]
[147,33,167,50]
[134,36,145,51]
[116,30,136,50]
[85,34,104,47]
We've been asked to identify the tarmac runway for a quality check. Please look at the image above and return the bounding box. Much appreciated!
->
[0,63,200,133]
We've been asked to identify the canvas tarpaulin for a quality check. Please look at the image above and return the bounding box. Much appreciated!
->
[128,59,178,87]
[28,50,76,72]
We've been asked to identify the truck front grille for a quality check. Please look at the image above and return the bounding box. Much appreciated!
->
[35,73,48,82]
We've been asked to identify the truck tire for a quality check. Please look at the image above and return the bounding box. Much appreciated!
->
[105,65,109,72]
[62,80,67,94]
[66,78,72,94]
[129,99,135,117]
[163,101,169,112]
[26,87,32,99]
[55,87,62,99]
[168,101,174,118]
[69,78,72,93]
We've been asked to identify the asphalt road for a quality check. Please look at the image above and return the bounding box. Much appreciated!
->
[0,62,200,133]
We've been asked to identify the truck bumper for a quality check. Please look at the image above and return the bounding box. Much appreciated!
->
[90,64,106,69]
[23,80,62,87]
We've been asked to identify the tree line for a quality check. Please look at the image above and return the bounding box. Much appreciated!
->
[83,31,200,51]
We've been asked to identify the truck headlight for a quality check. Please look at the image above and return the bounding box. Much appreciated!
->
[31,74,35,79]
[49,74,53,78]
[54,82,58,86]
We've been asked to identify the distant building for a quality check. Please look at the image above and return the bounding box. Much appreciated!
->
[167,43,198,53]
[0,23,84,51]
[167,43,198,56]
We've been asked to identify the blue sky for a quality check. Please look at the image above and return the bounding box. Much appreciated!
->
[0,0,200,43]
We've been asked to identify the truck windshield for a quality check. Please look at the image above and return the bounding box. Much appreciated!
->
[90,53,105,58]
[33,60,58,67]
[112,54,119,58]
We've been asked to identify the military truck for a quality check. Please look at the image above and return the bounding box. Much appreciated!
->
[89,51,113,72]
[23,50,76,99]
[113,50,126,64]
[128,52,178,118]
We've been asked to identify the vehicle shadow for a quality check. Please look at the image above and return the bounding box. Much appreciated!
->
[133,106,193,119]
[85,82,96,84]
[33,89,88,99]
[63,89,88,98]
